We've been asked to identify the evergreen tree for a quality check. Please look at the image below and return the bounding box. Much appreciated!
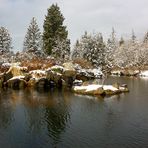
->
[73,32,106,68]
[111,27,116,44]
[105,28,117,70]
[119,36,124,46]
[43,4,69,55]
[0,26,12,54]
[52,38,70,62]
[84,33,106,68]
[143,31,148,44]
[131,30,136,44]
[72,40,81,59]
[23,17,42,51]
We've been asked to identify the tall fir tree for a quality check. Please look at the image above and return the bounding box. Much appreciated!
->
[131,30,136,44]
[52,38,70,62]
[143,31,148,44]
[119,36,124,46]
[43,4,69,55]
[72,40,81,59]
[105,28,117,70]
[23,17,42,51]
[72,32,106,68]
[0,26,12,54]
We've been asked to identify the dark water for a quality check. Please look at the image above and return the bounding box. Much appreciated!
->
[0,77,148,148]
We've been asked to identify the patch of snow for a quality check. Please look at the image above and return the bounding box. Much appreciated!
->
[51,65,64,70]
[30,70,46,74]
[29,70,46,79]
[9,76,25,81]
[111,70,121,75]
[90,68,103,77]
[103,85,118,91]
[119,86,126,91]
[50,65,64,72]
[74,84,101,92]
[86,85,102,91]
[77,68,103,78]
[139,71,148,77]
[74,84,118,92]
[73,79,83,83]
[2,62,11,67]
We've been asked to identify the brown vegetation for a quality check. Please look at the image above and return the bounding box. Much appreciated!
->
[20,58,56,71]
[73,58,93,69]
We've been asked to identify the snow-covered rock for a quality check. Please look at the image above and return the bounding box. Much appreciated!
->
[9,76,25,81]
[73,84,104,95]
[2,62,12,68]
[29,70,46,79]
[76,68,103,81]
[111,70,122,76]
[73,79,83,86]
[139,71,148,77]
[87,68,103,78]
[73,84,129,96]
[6,76,27,89]
[50,65,64,73]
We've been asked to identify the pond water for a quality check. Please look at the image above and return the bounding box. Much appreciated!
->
[0,76,148,148]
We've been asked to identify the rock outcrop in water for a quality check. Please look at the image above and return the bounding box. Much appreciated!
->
[73,83,129,96]
[0,62,103,89]
[0,62,130,96]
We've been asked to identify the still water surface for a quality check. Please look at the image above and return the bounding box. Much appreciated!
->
[0,76,148,148]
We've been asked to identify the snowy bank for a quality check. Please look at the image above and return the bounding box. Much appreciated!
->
[73,84,129,96]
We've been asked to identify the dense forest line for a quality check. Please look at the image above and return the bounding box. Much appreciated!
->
[0,3,148,73]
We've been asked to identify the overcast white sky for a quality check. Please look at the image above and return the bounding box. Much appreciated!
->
[0,0,148,51]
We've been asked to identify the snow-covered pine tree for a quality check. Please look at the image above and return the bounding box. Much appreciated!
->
[119,36,124,46]
[43,4,69,55]
[143,31,148,44]
[72,31,90,61]
[128,30,139,67]
[131,29,136,44]
[72,40,81,59]
[86,33,105,68]
[52,38,70,62]
[141,31,148,66]
[80,31,92,60]
[105,28,117,70]
[0,26,12,54]
[23,17,42,51]
[74,32,106,68]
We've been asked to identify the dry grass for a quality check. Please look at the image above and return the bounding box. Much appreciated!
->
[0,66,9,73]
[73,58,93,69]
[20,58,56,71]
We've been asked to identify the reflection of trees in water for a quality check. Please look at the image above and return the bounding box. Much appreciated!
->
[103,95,122,137]
[44,89,71,146]
[22,88,71,146]
[23,89,45,134]
[0,90,14,129]
[25,106,44,134]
